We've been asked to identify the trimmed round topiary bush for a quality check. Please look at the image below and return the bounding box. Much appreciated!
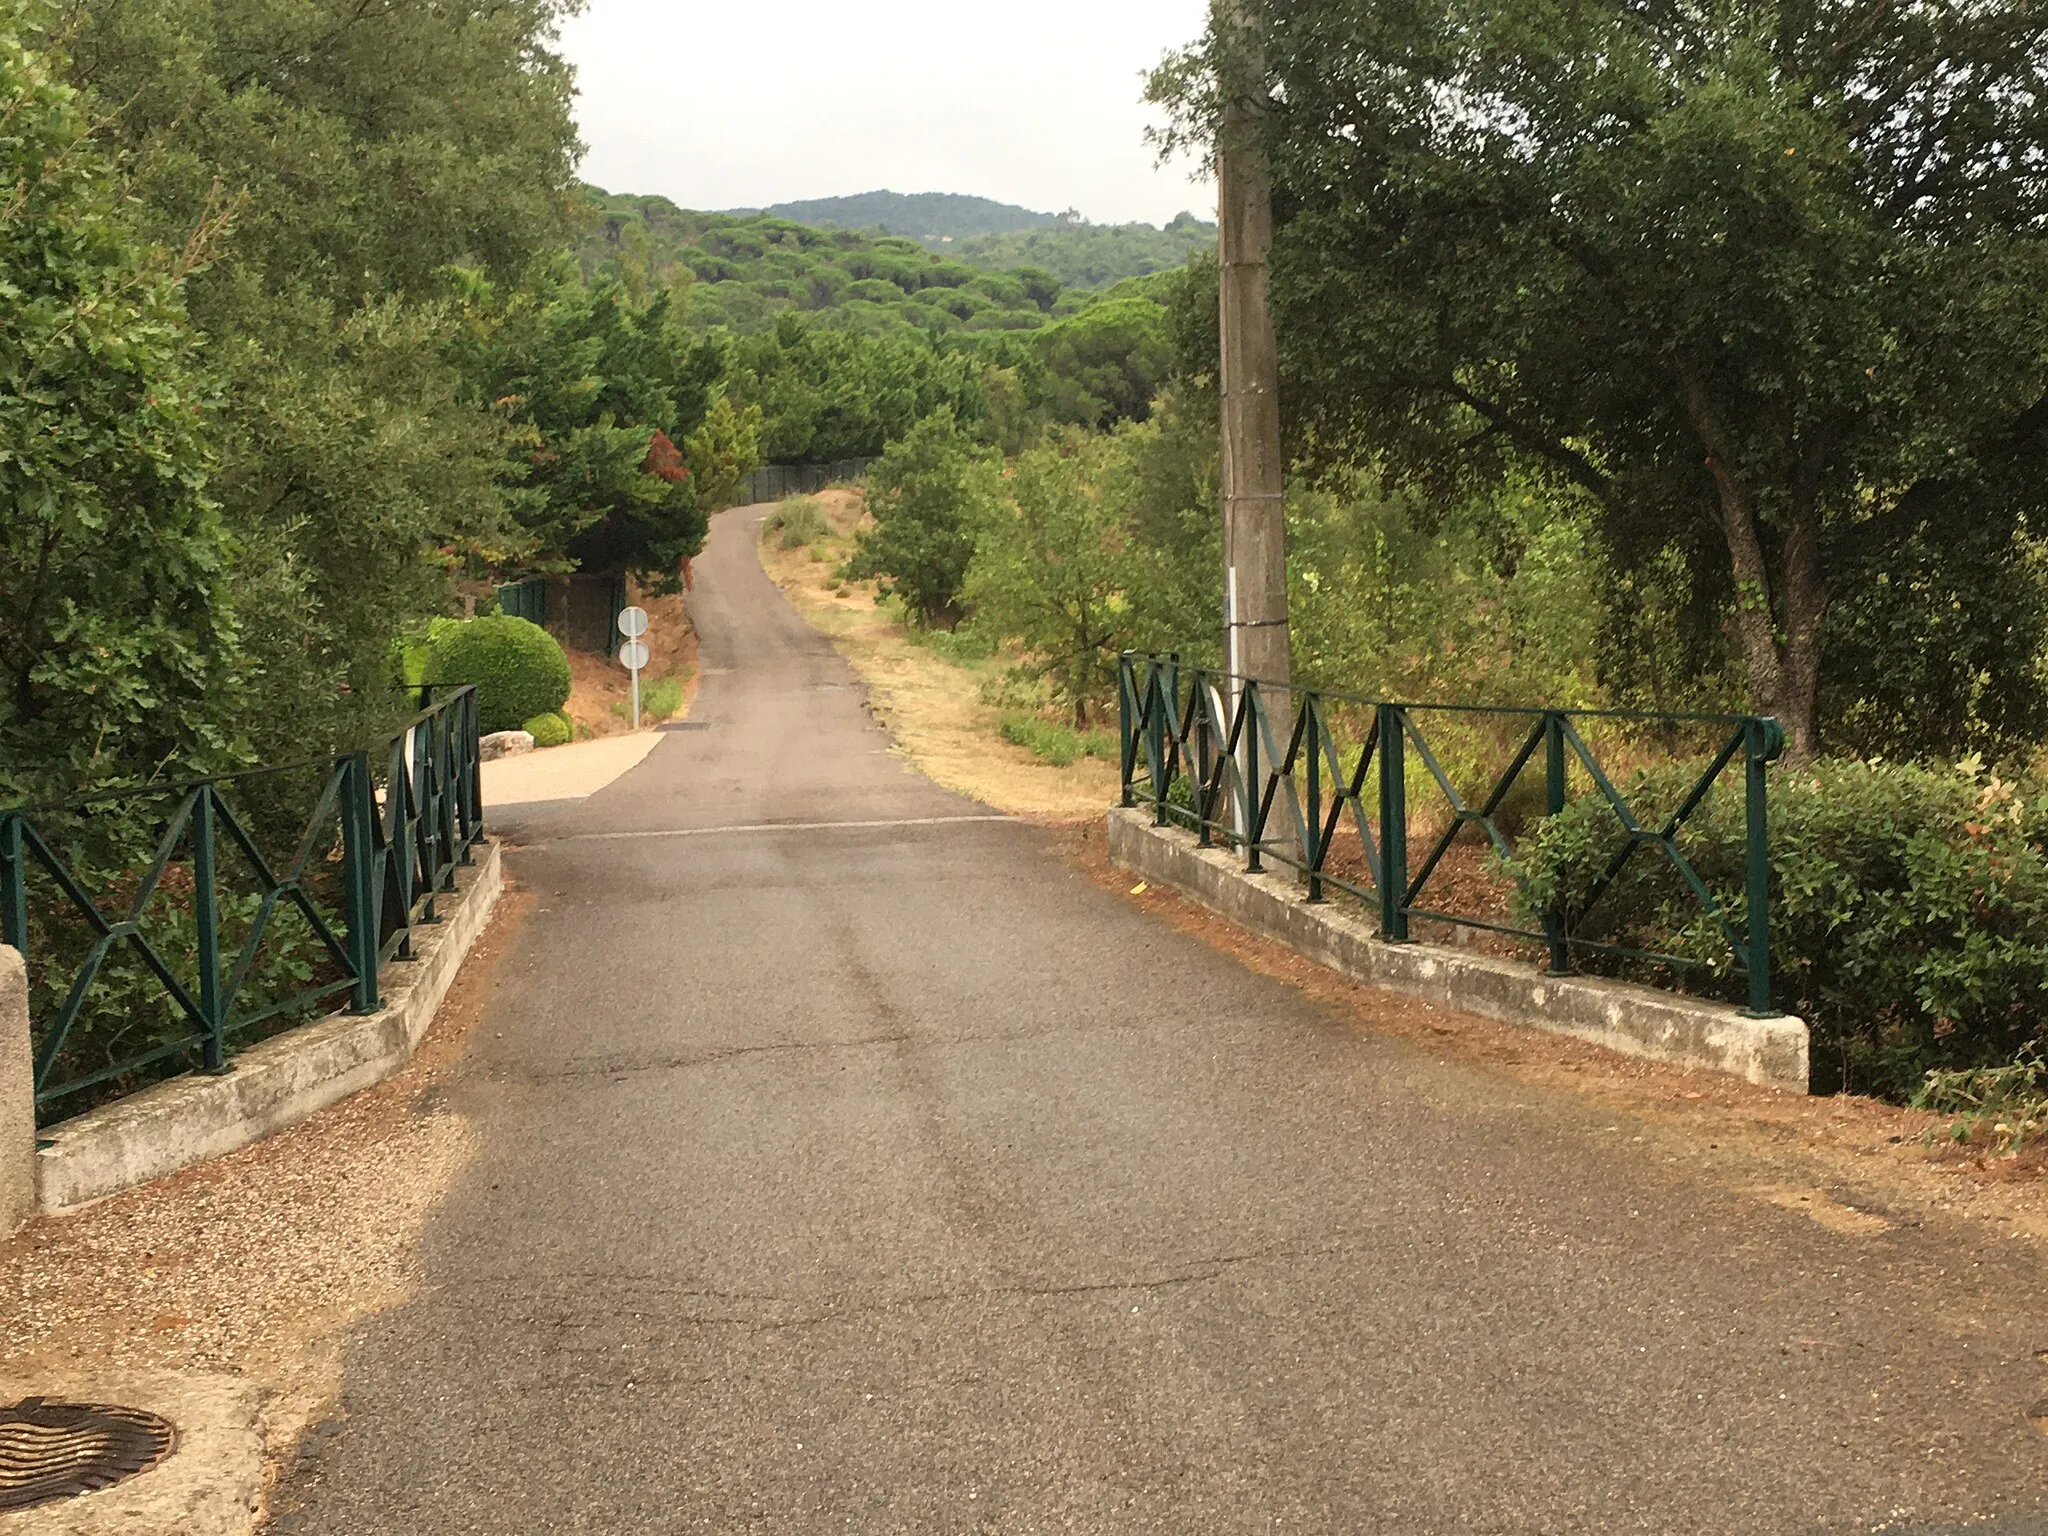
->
[524,711,572,748]
[431,616,571,734]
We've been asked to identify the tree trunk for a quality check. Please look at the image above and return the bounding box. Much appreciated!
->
[1675,362,1825,759]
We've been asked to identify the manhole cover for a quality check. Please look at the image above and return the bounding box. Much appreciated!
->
[0,1398,177,1513]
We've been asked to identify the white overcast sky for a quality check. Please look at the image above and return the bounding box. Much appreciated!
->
[557,0,1216,227]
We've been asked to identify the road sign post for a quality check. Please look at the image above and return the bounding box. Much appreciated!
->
[617,605,651,729]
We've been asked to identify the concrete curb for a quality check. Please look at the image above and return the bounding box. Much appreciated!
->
[35,838,504,1211]
[1108,808,1809,1094]
[2,944,32,1236]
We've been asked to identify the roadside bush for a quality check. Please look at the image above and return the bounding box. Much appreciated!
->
[524,711,571,748]
[1000,713,1117,768]
[430,616,572,734]
[1912,1051,2048,1154]
[770,496,830,549]
[1514,758,2048,1099]
[642,674,685,723]
[910,624,996,664]
[612,672,684,725]
[844,408,1003,628]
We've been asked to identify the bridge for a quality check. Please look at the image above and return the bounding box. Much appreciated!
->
[7,503,2048,1531]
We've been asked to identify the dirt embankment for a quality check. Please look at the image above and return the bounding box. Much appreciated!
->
[559,582,698,741]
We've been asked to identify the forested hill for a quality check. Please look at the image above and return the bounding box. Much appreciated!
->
[754,190,1054,240]
[952,213,1214,289]
[582,187,1214,336]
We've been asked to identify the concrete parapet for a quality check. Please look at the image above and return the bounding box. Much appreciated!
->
[1108,808,1809,1094]
[35,837,504,1211]
[2,944,31,1236]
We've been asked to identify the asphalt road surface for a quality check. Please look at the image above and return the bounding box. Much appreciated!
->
[273,505,2048,1534]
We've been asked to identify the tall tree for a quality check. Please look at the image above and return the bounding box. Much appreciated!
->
[0,8,244,802]
[60,0,584,757]
[453,263,727,583]
[967,433,1138,726]
[1153,0,2048,756]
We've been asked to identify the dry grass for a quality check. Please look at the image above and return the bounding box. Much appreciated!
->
[758,489,1121,822]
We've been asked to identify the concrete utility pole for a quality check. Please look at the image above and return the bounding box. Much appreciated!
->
[1216,0,1290,696]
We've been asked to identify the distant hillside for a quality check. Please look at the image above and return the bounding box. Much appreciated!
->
[757,190,1056,241]
[954,212,1216,290]
[579,187,1213,338]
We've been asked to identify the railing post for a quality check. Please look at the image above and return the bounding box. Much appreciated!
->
[456,689,475,862]
[1542,711,1570,975]
[191,788,227,1074]
[1,940,31,1238]
[1196,676,1216,848]
[1305,694,1324,903]
[1378,703,1409,941]
[1743,718,1779,1018]
[416,722,441,924]
[341,752,381,1014]
[1117,653,1136,810]
[1244,681,1263,873]
[1147,662,1169,827]
[391,736,415,959]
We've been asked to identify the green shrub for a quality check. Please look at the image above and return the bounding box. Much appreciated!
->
[1000,713,1117,769]
[1912,1050,2048,1153]
[612,672,685,725]
[845,408,1001,628]
[912,624,997,664]
[524,711,571,748]
[642,674,684,723]
[430,616,571,734]
[770,496,830,549]
[1514,758,2048,1099]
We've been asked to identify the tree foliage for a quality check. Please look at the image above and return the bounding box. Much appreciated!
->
[1031,297,1174,430]
[0,11,244,803]
[453,262,725,583]
[727,314,989,463]
[1151,0,2048,759]
[64,0,584,762]
[685,394,766,513]
[582,190,1207,334]
[845,409,1002,628]
[967,434,1137,726]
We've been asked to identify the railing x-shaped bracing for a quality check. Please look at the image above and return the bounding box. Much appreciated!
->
[1117,654,1786,1017]
[1,688,485,1115]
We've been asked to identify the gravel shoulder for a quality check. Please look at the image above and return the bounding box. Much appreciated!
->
[0,888,528,1531]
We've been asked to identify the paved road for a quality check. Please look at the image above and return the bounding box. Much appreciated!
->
[275,505,2048,1534]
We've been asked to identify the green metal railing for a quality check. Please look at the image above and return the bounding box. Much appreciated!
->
[1117,653,1786,1016]
[496,577,548,626]
[0,687,485,1117]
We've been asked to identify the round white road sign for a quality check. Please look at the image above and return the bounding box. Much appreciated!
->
[617,605,650,639]
[618,640,650,671]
